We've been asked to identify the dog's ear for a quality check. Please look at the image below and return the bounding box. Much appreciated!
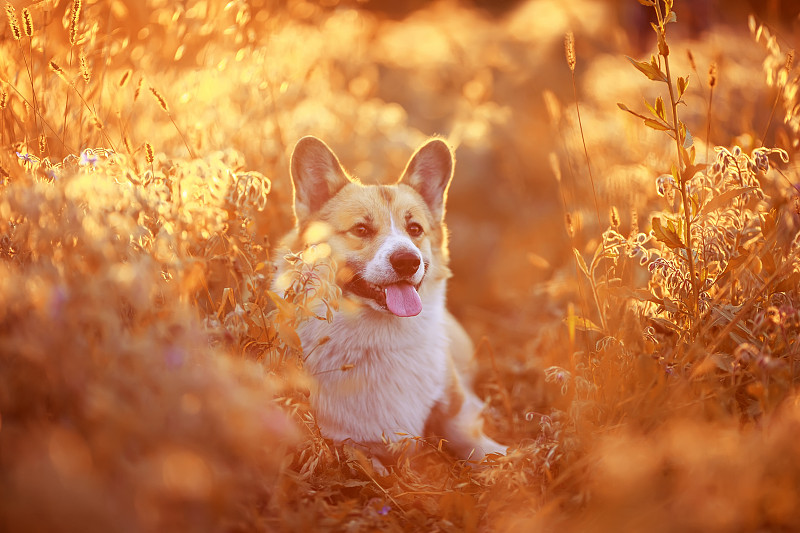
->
[290,136,350,222]
[398,138,454,220]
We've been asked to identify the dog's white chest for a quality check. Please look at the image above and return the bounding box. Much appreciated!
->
[299,307,448,443]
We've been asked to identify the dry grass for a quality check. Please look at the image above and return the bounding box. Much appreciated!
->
[1,0,800,531]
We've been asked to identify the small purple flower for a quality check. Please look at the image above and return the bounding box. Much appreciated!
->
[378,505,390,516]
[79,149,99,167]
[16,151,37,167]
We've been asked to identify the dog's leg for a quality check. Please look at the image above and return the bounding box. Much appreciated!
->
[427,356,507,463]
[440,389,507,462]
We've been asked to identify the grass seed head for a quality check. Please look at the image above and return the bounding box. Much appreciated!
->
[134,76,143,101]
[708,62,717,89]
[21,7,32,37]
[0,85,7,109]
[565,31,576,73]
[610,206,620,229]
[565,212,575,238]
[5,2,20,41]
[80,50,91,84]
[49,60,65,77]
[69,0,81,45]
[149,86,170,113]
[145,142,154,164]
[687,49,696,71]
[119,69,131,88]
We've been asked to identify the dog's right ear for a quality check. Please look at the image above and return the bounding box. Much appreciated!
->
[290,136,350,222]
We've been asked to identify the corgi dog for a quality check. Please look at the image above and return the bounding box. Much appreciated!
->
[275,136,506,469]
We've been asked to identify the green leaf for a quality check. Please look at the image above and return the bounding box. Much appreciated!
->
[655,96,666,120]
[608,286,662,305]
[645,118,671,131]
[677,76,689,99]
[666,217,677,234]
[267,290,296,318]
[762,208,778,236]
[690,194,700,217]
[645,98,657,118]
[681,162,706,184]
[683,127,694,148]
[650,316,682,333]
[276,321,302,351]
[645,97,667,122]
[652,217,685,249]
[626,55,665,82]
[698,187,758,217]
[572,248,590,280]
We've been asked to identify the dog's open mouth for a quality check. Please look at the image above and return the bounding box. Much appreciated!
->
[343,277,422,317]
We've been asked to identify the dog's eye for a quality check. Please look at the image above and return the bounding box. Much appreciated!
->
[407,222,424,237]
[350,223,371,238]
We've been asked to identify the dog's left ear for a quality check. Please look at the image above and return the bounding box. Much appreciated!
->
[399,139,454,220]
[290,136,351,223]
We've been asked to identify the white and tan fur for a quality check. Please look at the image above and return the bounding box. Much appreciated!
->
[275,136,506,469]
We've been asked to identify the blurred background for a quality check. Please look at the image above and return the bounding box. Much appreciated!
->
[2,0,800,530]
[3,0,798,366]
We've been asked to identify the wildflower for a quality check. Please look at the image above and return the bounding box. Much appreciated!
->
[79,149,99,167]
[655,174,676,197]
[16,151,39,169]
[544,366,571,395]
[378,505,390,516]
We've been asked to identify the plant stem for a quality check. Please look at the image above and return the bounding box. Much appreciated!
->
[656,1,699,325]
[569,65,609,332]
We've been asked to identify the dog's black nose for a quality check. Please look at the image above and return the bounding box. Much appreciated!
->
[390,250,421,278]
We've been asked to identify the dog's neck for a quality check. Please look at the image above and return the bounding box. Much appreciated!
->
[297,278,448,363]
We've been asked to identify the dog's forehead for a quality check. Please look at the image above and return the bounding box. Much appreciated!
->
[322,183,430,224]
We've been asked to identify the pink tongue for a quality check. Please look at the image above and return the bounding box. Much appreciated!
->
[385,282,422,317]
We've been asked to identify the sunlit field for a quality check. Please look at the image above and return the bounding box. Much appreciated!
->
[2,0,800,530]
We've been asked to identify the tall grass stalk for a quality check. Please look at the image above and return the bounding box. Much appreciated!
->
[761,50,794,145]
[565,31,608,332]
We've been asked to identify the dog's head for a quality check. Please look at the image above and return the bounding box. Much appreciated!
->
[285,136,454,317]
